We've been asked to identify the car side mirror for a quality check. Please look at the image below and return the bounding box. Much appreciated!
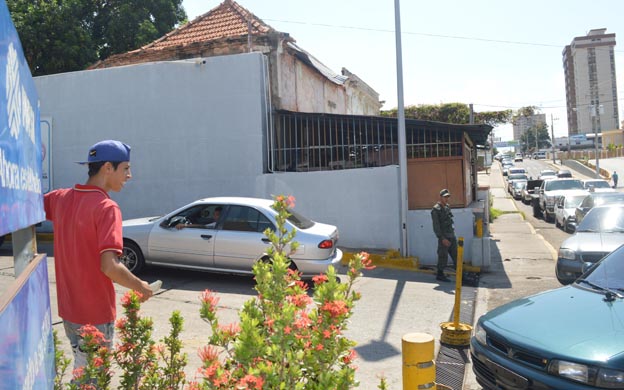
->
[568,222,577,233]
[581,261,594,273]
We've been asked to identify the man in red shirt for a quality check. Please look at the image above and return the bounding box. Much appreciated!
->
[44,140,153,369]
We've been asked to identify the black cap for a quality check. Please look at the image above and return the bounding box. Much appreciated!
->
[440,189,451,197]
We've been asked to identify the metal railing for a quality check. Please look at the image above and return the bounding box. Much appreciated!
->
[270,111,463,172]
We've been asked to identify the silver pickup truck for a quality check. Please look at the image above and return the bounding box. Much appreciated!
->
[538,178,585,222]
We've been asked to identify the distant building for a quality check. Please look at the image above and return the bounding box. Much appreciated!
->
[563,28,619,137]
[512,114,546,141]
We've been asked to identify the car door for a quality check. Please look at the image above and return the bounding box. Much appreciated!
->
[213,205,275,272]
[147,204,216,268]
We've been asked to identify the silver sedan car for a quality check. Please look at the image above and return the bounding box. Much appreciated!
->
[556,204,624,284]
[121,197,342,277]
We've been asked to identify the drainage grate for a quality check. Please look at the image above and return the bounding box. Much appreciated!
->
[435,285,477,390]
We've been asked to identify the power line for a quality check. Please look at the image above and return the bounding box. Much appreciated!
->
[265,18,624,53]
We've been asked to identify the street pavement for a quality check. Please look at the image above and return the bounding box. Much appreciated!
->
[3,157,623,389]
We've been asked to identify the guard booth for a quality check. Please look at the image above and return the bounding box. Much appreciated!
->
[0,2,55,387]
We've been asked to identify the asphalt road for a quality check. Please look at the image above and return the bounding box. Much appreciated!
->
[502,157,596,252]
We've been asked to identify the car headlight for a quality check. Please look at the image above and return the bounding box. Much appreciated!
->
[596,367,624,388]
[558,248,577,260]
[474,322,487,345]
[549,360,591,384]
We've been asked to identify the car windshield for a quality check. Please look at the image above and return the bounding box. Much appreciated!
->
[287,209,315,229]
[508,174,528,180]
[540,171,556,176]
[580,243,624,292]
[577,206,624,233]
[593,193,624,206]
[545,180,583,191]
[565,195,586,208]
[585,180,611,189]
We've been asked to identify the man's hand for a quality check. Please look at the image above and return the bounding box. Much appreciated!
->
[101,251,154,302]
[442,238,451,247]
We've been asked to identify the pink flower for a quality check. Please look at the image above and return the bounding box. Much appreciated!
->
[238,374,265,389]
[360,251,376,270]
[342,349,358,364]
[198,345,219,363]
[200,290,220,311]
[286,195,296,209]
[321,300,349,318]
[218,323,241,337]
[284,326,292,334]
[312,274,328,285]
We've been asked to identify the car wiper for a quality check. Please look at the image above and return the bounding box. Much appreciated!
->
[577,279,623,301]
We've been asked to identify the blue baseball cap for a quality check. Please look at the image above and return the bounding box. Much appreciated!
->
[76,140,131,164]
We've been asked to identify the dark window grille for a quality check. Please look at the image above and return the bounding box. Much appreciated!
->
[271,111,464,172]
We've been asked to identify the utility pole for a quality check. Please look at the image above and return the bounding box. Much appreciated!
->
[591,104,602,178]
[394,0,408,256]
[551,114,557,164]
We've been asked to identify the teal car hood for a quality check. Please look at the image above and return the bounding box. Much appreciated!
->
[481,286,624,366]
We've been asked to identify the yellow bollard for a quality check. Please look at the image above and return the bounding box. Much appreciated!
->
[476,217,483,238]
[402,333,436,390]
[440,238,473,346]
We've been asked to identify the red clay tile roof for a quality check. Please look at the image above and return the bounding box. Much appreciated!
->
[89,0,278,69]
[144,0,275,51]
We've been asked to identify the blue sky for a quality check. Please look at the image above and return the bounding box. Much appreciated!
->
[181,0,624,142]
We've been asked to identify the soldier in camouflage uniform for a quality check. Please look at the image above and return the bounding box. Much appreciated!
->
[431,189,457,282]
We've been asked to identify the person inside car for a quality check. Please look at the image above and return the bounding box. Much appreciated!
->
[176,206,222,229]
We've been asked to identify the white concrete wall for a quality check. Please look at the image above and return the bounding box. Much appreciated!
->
[409,208,475,265]
[35,53,270,218]
[257,166,401,251]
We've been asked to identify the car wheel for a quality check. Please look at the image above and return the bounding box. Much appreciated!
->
[121,240,145,274]
[0,234,4,247]
[555,217,561,228]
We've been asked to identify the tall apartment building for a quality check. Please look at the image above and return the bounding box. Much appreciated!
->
[563,28,619,136]
[513,114,546,141]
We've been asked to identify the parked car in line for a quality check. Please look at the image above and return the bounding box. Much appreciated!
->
[472,241,624,390]
[538,169,557,180]
[521,179,543,206]
[502,161,514,177]
[510,180,527,200]
[506,173,529,193]
[557,203,624,284]
[556,169,573,178]
[574,191,624,227]
[582,179,614,192]
[538,179,585,222]
[121,197,342,277]
[554,190,590,233]
[508,167,526,176]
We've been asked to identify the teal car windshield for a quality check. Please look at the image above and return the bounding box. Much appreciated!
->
[580,240,624,292]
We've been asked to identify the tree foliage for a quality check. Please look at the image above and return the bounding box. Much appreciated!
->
[7,0,187,76]
[519,122,551,153]
[381,103,511,128]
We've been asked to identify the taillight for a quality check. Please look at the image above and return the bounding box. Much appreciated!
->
[318,239,333,249]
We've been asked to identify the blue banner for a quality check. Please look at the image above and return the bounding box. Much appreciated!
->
[0,0,45,236]
[0,254,55,390]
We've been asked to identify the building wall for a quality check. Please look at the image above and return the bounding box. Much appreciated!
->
[564,29,619,135]
[34,53,270,218]
[512,114,546,141]
[33,53,476,264]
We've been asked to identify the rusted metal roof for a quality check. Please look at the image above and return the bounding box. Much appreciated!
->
[286,42,348,85]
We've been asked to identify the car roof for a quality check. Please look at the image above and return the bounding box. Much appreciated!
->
[194,196,274,208]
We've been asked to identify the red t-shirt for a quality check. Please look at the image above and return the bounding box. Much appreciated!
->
[44,184,123,325]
